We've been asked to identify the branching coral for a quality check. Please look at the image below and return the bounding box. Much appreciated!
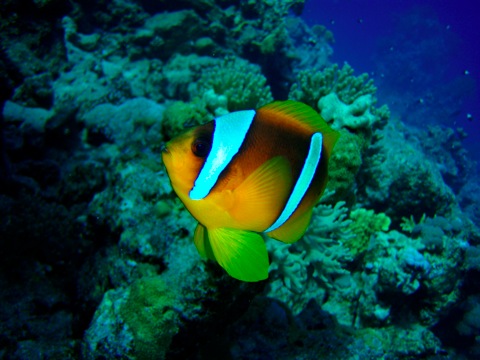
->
[267,203,469,331]
[290,63,375,109]
[267,202,354,314]
[400,214,426,233]
[193,56,273,112]
[290,63,389,131]
[345,208,391,256]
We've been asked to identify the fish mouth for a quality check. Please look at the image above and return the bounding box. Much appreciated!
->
[160,142,170,153]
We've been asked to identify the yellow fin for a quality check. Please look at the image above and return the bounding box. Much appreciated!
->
[193,223,215,261]
[230,156,292,231]
[259,100,340,158]
[267,207,313,244]
[208,227,269,282]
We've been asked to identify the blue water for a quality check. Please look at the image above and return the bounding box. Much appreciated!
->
[303,0,479,166]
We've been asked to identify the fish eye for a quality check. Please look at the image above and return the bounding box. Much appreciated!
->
[191,137,211,157]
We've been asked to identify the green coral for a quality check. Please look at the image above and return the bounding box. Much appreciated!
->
[161,100,210,140]
[120,277,179,360]
[400,214,426,233]
[326,129,364,201]
[345,208,391,255]
[195,57,273,111]
[83,276,179,360]
[290,63,377,111]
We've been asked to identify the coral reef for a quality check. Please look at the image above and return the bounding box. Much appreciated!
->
[289,63,390,202]
[290,63,377,111]
[83,276,179,360]
[358,119,458,224]
[267,202,354,314]
[1,0,479,359]
[345,208,391,255]
[325,129,364,201]
[193,56,274,112]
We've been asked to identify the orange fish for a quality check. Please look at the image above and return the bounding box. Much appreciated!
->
[162,101,339,281]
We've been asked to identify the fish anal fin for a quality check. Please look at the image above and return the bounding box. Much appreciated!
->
[231,156,292,231]
[208,227,269,282]
[267,208,313,244]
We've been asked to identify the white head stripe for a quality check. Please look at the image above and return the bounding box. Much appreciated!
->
[189,110,256,200]
[265,132,323,233]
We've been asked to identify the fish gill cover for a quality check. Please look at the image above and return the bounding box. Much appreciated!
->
[0,0,479,359]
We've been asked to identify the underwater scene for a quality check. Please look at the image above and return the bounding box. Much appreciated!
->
[1,0,479,359]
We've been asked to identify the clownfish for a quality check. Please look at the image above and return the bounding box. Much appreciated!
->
[162,101,339,282]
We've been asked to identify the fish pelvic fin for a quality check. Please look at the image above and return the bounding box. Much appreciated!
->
[266,207,313,244]
[194,223,216,261]
[206,227,269,282]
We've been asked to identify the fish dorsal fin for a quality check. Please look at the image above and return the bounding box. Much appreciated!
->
[207,227,269,282]
[193,223,216,261]
[267,207,313,244]
[190,110,255,200]
[258,100,340,158]
[230,156,293,231]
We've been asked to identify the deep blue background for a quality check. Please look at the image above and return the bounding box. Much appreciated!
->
[302,0,479,166]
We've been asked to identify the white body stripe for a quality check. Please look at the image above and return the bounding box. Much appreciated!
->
[265,132,323,233]
[189,110,256,200]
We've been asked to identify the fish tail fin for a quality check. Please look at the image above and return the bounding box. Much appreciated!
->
[202,227,269,282]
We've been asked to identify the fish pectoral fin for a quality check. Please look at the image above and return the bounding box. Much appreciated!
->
[208,227,269,282]
[231,156,292,231]
[266,208,313,244]
[193,223,216,260]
